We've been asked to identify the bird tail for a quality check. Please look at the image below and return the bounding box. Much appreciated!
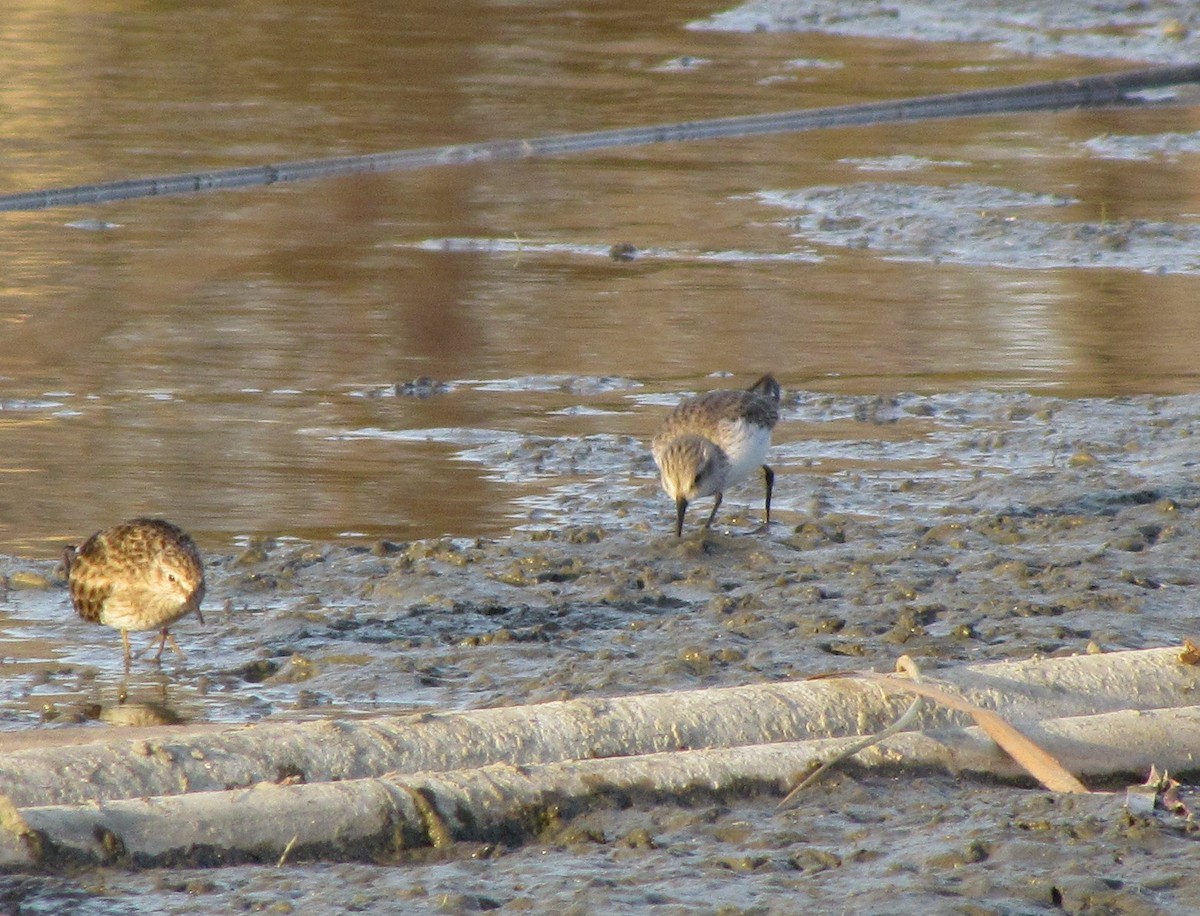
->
[748,373,781,402]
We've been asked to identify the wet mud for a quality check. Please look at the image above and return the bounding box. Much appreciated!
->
[4,389,1200,912]
[759,182,1200,275]
[695,0,1200,65]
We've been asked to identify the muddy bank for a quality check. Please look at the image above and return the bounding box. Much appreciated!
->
[2,390,1200,911]
[758,182,1200,275]
[693,0,1200,65]
[7,390,1200,728]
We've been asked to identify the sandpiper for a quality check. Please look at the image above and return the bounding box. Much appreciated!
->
[65,518,206,667]
[652,374,782,536]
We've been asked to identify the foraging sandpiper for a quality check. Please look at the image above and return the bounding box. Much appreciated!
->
[652,374,781,536]
[65,518,206,666]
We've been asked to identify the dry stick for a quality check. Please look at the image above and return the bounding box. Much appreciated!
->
[0,646,1196,809]
[779,655,1088,807]
[777,695,924,808]
[1,63,1199,212]
[779,656,930,809]
[849,669,1090,794]
[276,834,299,868]
[5,704,1200,870]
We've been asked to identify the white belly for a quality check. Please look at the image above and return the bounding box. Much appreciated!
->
[717,419,772,488]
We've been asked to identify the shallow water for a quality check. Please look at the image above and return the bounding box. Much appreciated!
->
[2,0,1200,556]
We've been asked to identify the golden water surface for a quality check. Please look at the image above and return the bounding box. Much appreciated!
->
[1,0,1199,554]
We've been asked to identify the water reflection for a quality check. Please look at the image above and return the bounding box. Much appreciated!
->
[0,1,1198,557]
[95,701,184,728]
[49,679,186,730]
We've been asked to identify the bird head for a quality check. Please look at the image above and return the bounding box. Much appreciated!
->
[656,436,728,536]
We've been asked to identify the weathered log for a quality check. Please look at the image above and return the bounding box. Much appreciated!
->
[2,703,1196,870]
[0,646,1194,808]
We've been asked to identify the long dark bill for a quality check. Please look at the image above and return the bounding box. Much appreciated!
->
[675,497,688,537]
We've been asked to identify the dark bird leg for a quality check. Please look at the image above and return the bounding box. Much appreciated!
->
[121,630,132,671]
[141,628,186,660]
[135,628,170,662]
[762,464,775,526]
[704,492,724,529]
[151,627,182,661]
[138,620,194,661]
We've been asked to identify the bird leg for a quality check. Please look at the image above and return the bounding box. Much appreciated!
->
[165,632,186,658]
[762,464,775,525]
[151,628,186,660]
[704,492,724,529]
[134,630,164,661]
[135,627,185,661]
[121,630,132,671]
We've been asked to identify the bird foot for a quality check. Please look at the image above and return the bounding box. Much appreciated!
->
[134,630,187,662]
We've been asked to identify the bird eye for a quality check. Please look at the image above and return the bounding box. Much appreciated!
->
[167,574,177,583]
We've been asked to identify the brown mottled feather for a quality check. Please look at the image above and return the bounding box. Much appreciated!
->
[652,374,780,457]
[66,519,205,660]
[67,558,113,624]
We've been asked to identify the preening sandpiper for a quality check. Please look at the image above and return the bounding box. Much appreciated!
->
[65,518,206,667]
[651,374,781,536]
